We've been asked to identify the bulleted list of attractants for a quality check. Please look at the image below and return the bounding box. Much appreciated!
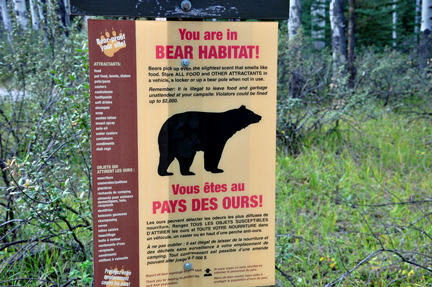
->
[89,20,139,287]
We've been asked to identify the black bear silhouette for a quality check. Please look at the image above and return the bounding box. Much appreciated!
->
[157,105,262,176]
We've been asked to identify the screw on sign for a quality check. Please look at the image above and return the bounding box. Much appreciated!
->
[181,0,192,11]
[181,58,190,67]
[184,262,192,270]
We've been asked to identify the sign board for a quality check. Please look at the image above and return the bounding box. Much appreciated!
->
[89,19,277,287]
[71,0,289,19]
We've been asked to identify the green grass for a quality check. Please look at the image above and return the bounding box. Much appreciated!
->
[275,110,432,286]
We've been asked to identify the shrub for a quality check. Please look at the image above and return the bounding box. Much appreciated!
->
[0,2,92,285]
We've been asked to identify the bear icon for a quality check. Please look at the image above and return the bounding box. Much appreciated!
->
[157,105,262,176]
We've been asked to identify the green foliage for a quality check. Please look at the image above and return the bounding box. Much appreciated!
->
[276,236,293,266]
[277,24,431,155]
[0,1,92,285]
[69,260,94,286]
[302,0,419,50]
[355,47,432,114]
[276,21,432,285]
[275,112,432,286]
[277,32,377,154]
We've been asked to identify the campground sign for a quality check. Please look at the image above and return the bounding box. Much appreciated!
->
[73,1,284,286]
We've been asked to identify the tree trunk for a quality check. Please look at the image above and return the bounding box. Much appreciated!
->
[392,0,397,47]
[311,0,325,49]
[29,0,40,30]
[287,0,304,98]
[13,0,29,29]
[288,0,302,40]
[63,0,70,27]
[82,16,89,30]
[0,0,12,32]
[58,0,70,35]
[419,0,432,72]
[37,0,44,22]
[330,0,347,78]
[414,0,421,34]
[348,0,356,87]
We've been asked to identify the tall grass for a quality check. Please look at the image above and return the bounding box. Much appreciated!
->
[275,110,432,286]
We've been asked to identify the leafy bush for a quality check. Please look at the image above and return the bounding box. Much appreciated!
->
[276,32,432,155]
[356,47,432,114]
[0,2,92,285]
[277,32,374,154]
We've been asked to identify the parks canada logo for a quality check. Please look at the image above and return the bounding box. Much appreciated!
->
[96,29,127,57]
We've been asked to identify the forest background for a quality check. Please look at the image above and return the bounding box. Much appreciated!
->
[0,0,431,286]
